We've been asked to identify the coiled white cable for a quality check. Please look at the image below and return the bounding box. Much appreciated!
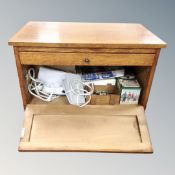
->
[28,68,59,102]
[65,79,94,107]
[27,68,94,106]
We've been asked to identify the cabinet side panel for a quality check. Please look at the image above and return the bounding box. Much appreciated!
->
[134,66,150,107]
[14,47,30,108]
[140,49,161,108]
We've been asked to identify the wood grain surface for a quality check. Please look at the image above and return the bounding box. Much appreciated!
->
[19,52,155,66]
[19,105,153,153]
[9,22,166,48]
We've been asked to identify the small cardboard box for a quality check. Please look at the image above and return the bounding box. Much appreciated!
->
[117,77,141,104]
[87,85,120,105]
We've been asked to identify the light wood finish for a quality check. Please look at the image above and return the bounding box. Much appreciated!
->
[134,66,151,106]
[19,52,155,66]
[30,96,69,105]
[90,95,119,105]
[13,47,30,108]
[18,47,156,54]
[19,105,153,152]
[89,85,120,105]
[141,49,161,107]
[31,96,119,105]
[9,22,166,48]
[9,22,166,153]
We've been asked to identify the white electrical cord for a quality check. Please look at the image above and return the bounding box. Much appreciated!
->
[28,68,59,102]
[65,79,94,107]
[27,68,94,106]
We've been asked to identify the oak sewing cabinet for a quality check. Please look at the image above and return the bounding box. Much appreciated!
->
[8,22,166,153]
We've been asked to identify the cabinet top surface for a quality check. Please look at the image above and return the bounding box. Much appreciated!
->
[9,21,166,48]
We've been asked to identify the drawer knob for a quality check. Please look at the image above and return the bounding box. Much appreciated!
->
[84,58,90,63]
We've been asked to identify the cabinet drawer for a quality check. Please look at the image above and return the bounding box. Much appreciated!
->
[19,52,155,66]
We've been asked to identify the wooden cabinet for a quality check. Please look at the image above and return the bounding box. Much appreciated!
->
[8,22,166,153]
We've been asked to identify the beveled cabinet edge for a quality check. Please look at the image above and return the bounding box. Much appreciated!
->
[8,41,167,49]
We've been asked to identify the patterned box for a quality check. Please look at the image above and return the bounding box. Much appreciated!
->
[117,76,141,104]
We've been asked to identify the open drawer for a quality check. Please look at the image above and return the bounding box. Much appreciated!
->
[19,104,153,153]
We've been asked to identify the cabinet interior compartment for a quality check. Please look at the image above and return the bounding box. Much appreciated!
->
[24,65,151,107]
[18,65,153,153]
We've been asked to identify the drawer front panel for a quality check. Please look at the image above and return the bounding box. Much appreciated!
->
[19,52,155,66]
[19,105,153,153]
